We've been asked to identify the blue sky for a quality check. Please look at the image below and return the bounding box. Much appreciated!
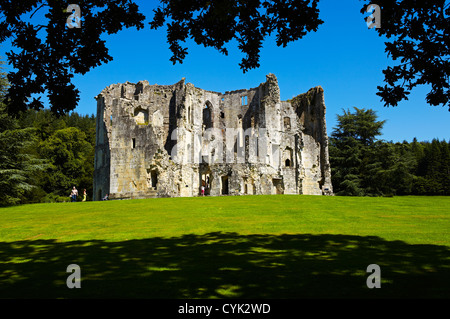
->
[1,0,449,142]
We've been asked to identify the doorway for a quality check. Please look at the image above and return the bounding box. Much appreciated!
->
[272,178,284,195]
[151,170,158,189]
[221,176,229,195]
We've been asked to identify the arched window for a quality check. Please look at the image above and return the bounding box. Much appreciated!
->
[151,170,158,189]
[284,147,293,167]
[203,101,213,129]
[285,159,291,167]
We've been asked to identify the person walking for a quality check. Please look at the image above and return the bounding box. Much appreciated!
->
[71,186,78,202]
[82,189,87,202]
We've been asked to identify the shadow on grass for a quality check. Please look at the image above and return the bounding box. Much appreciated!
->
[0,232,449,298]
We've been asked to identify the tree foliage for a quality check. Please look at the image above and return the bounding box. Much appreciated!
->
[0,1,448,115]
[0,123,45,206]
[331,108,385,146]
[0,53,96,206]
[412,138,450,195]
[329,108,386,196]
[0,0,145,116]
[361,0,450,110]
[330,108,449,196]
[0,61,46,206]
[17,109,96,203]
[150,0,323,72]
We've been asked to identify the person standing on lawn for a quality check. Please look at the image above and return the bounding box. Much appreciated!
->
[71,187,78,202]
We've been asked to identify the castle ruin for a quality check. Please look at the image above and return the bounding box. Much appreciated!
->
[93,74,333,200]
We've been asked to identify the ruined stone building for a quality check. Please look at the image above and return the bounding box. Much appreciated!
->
[93,74,333,200]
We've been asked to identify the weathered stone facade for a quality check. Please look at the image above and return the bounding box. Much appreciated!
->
[93,74,333,200]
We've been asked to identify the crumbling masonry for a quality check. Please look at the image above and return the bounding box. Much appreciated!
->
[93,74,333,200]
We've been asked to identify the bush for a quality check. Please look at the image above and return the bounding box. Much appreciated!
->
[42,193,71,203]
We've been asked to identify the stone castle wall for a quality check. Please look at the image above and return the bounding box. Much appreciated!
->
[93,74,333,200]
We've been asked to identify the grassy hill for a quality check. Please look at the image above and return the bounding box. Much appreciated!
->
[0,195,449,298]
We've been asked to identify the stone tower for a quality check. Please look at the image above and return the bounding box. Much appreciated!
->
[93,74,333,200]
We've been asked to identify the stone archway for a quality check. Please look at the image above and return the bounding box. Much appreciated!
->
[199,165,212,196]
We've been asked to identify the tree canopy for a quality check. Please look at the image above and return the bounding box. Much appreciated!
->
[0,59,46,206]
[0,0,448,115]
[149,0,323,72]
[361,0,450,110]
[329,107,449,196]
[0,0,145,116]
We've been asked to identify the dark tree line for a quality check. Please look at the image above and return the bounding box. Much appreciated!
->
[1,78,96,206]
[16,109,96,204]
[329,108,449,196]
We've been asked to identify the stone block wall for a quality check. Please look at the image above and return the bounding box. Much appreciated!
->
[93,74,333,200]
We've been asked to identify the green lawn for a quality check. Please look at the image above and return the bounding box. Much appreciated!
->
[0,195,449,298]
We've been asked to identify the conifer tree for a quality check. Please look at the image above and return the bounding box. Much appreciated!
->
[0,59,46,206]
[329,108,385,196]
